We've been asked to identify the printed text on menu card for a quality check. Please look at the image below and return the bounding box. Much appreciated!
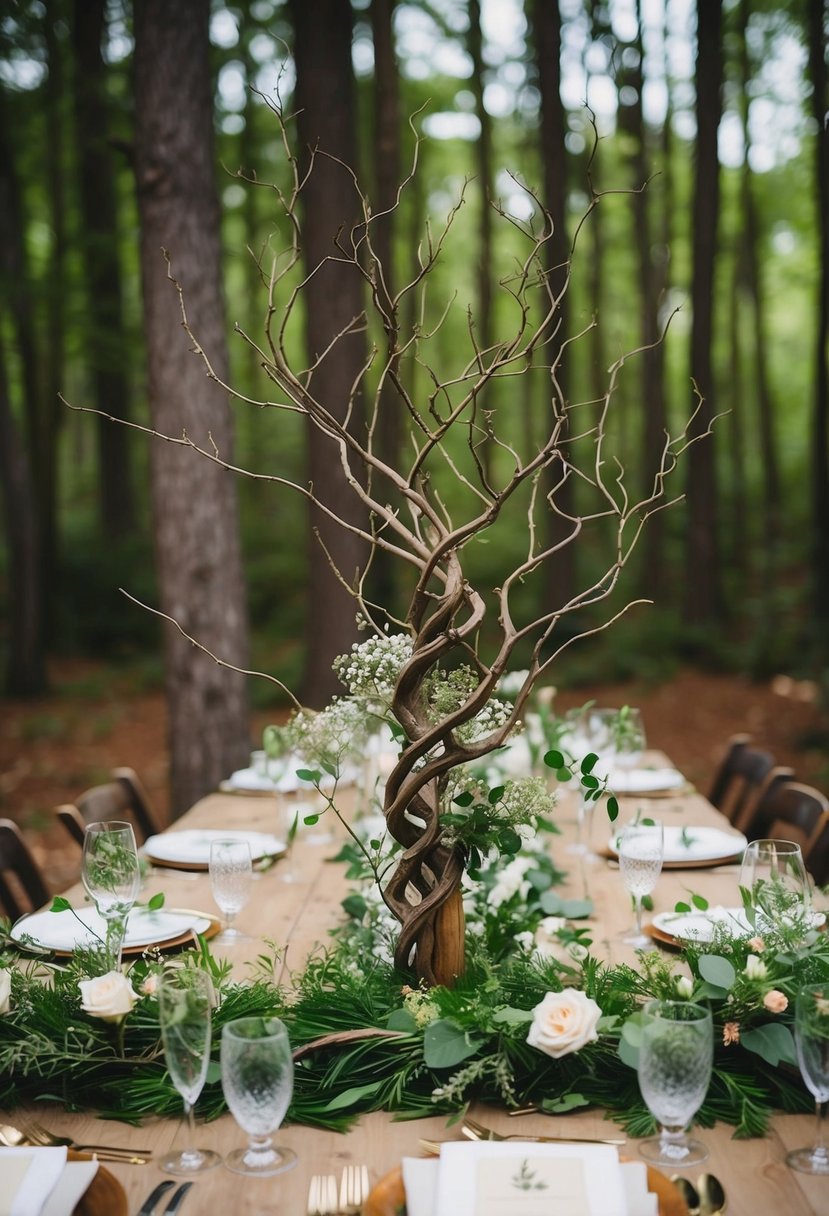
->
[474,1156,591,1216]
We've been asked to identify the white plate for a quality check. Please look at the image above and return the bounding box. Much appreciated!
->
[224,760,360,794]
[608,825,747,865]
[650,905,826,945]
[143,829,285,868]
[10,905,214,954]
[609,767,686,794]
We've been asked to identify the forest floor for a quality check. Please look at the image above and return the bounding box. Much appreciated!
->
[1,657,827,895]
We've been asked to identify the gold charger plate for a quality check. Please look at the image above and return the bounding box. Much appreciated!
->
[364,1161,688,1216]
[69,1151,128,1216]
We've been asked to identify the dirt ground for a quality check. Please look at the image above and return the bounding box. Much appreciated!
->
[1,658,826,894]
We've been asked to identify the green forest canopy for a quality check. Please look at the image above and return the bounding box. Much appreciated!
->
[0,0,826,705]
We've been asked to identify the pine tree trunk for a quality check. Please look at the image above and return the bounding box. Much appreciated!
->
[808,0,829,626]
[290,0,369,706]
[134,0,251,816]
[684,0,723,628]
[72,0,136,540]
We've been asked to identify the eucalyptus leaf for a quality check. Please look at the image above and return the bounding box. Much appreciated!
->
[491,1006,534,1025]
[386,1009,418,1032]
[741,1023,797,1068]
[698,954,736,990]
[543,1091,590,1113]
[423,1019,483,1068]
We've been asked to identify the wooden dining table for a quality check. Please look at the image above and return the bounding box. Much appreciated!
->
[8,756,829,1215]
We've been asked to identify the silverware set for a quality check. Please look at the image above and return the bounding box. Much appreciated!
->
[418,1112,626,1152]
[0,1120,151,1165]
[137,1180,193,1216]
[307,1163,370,1215]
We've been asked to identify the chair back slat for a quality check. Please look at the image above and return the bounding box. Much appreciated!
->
[0,819,49,920]
[55,767,160,848]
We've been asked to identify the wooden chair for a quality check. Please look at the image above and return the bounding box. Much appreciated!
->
[55,767,160,848]
[707,734,793,830]
[0,819,49,920]
[743,779,829,884]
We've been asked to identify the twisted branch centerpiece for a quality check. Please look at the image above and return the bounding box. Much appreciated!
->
[93,105,709,988]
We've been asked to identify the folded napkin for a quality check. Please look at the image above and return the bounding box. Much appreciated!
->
[403,1143,657,1216]
[0,1146,71,1216]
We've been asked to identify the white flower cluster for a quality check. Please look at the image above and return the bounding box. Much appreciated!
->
[480,854,537,910]
[333,631,413,706]
[286,697,371,770]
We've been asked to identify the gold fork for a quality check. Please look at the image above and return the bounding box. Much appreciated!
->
[339,1163,370,1213]
[307,1173,338,1215]
[462,1114,625,1146]
[12,1119,152,1160]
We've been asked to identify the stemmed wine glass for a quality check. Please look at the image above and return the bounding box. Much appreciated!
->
[637,999,713,1166]
[157,967,221,1176]
[618,819,664,947]
[220,1016,298,1177]
[81,820,141,970]
[209,838,253,942]
[739,839,811,932]
[787,982,829,1175]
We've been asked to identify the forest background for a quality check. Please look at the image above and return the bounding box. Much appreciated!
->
[1,0,828,880]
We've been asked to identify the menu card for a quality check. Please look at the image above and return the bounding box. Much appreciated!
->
[402,1143,657,1216]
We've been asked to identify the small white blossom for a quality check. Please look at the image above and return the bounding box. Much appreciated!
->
[674,975,694,999]
[744,954,768,981]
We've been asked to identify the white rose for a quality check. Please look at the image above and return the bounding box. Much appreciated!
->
[674,975,694,999]
[527,989,602,1059]
[0,968,11,1013]
[743,954,768,981]
[79,971,138,1023]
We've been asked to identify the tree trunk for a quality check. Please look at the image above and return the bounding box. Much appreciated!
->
[684,0,723,628]
[72,0,136,540]
[367,0,401,617]
[0,341,46,696]
[808,0,829,626]
[0,87,48,693]
[624,1,668,604]
[737,0,780,579]
[290,0,369,706]
[468,0,496,478]
[534,0,576,614]
[133,0,251,817]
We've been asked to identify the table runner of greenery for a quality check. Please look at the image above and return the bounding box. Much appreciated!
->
[1,829,826,1138]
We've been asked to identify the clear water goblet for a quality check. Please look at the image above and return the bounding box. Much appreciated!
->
[157,967,221,1176]
[209,838,253,942]
[739,838,811,932]
[787,982,829,1175]
[220,1015,298,1177]
[81,820,141,970]
[637,999,713,1166]
[618,819,664,947]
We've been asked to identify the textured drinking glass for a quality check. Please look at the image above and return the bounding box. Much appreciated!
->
[81,820,141,970]
[157,968,220,1175]
[209,839,253,942]
[618,820,664,947]
[739,839,811,930]
[220,1016,298,1177]
[637,999,713,1166]
[786,983,829,1175]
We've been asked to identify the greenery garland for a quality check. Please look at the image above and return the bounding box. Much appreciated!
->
[1,846,826,1138]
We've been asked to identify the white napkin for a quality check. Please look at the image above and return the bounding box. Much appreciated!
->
[41,1161,99,1216]
[0,1146,67,1216]
[402,1146,657,1216]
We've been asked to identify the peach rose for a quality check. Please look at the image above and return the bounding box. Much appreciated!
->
[763,990,788,1014]
[527,989,602,1059]
[79,971,138,1023]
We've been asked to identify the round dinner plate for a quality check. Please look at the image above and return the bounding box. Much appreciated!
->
[10,905,220,956]
[606,825,747,868]
[363,1162,688,1216]
[648,906,826,949]
[143,828,285,870]
[608,767,688,796]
